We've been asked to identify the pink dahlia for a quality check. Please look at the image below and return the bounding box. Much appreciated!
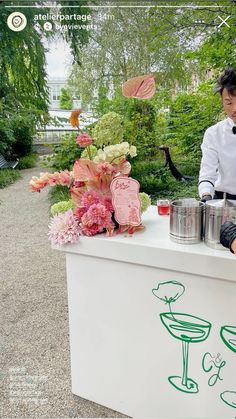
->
[73,206,87,221]
[76,133,93,148]
[81,203,113,230]
[101,196,113,212]
[81,223,101,237]
[81,190,101,209]
[48,210,80,245]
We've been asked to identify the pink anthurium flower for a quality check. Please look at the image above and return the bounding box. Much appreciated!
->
[122,74,156,99]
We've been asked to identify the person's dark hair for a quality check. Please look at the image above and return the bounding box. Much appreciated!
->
[215,68,236,95]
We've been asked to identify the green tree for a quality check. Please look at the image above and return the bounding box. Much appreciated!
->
[166,81,222,168]
[60,88,73,110]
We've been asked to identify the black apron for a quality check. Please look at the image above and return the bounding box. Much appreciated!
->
[214,191,236,200]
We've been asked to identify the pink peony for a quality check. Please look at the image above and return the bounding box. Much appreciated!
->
[81,190,101,209]
[48,210,80,245]
[76,133,93,148]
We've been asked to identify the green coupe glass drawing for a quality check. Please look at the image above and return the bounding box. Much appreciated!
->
[152,281,212,394]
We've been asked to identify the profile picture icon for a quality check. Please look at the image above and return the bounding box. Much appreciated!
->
[7,12,27,32]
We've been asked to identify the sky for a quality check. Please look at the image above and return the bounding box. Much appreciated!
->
[45,38,72,79]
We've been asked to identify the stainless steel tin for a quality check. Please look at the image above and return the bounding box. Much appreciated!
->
[205,199,236,249]
[169,199,204,244]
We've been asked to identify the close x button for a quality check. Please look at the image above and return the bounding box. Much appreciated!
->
[217,15,231,28]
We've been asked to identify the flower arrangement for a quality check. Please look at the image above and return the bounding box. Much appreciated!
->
[30,109,151,245]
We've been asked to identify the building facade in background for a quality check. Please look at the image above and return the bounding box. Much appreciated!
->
[48,77,81,110]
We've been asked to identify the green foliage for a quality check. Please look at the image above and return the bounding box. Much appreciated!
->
[81,145,98,159]
[59,1,91,65]
[93,93,160,161]
[166,83,222,162]
[49,185,71,205]
[0,119,14,158]
[17,154,38,170]
[46,133,81,171]
[124,100,159,160]
[0,4,49,112]
[190,17,236,72]
[131,160,169,195]
[60,88,73,110]
[0,168,21,189]
[0,3,50,159]
[131,159,198,202]
[0,1,90,160]
[11,115,36,157]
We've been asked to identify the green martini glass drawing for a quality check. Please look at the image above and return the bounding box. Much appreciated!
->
[220,325,236,354]
[152,281,212,394]
[220,325,236,409]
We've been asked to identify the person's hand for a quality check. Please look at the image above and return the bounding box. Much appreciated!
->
[201,194,212,203]
[220,221,236,254]
[231,238,236,254]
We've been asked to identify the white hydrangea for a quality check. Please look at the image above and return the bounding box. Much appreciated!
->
[93,142,137,164]
[129,145,137,158]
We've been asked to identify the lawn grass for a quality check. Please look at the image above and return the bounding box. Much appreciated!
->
[0,169,21,189]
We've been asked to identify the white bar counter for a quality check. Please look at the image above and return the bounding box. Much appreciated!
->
[54,206,236,419]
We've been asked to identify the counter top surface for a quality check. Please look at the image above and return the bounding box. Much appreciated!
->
[53,206,236,282]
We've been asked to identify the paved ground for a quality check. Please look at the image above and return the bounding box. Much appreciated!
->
[0,166,127,418]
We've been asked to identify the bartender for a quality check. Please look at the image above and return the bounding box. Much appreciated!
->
[199,68,236,201]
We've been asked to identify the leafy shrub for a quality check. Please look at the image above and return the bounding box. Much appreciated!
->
[94,93,160,161]
[152,178,198,202]
[123,100,159,160]
[131,160,169,195]
[0,119,15,158]
[45,133,82,171]
[11,115,36,157]
[131,159,198,201]
[166,82,222,163]
[17,154,38,170]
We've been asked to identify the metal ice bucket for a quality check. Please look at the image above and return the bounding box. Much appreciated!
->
[205,196,236,249]
[170,199,204,244]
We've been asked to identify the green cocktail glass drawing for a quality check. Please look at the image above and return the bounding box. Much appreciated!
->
[220,325,236,354]
[220,325,236,408]
[160,312,212,394]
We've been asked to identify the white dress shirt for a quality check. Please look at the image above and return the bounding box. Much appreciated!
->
[198,117,236,197]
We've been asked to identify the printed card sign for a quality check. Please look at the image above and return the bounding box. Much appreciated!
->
[110,176,141,226]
